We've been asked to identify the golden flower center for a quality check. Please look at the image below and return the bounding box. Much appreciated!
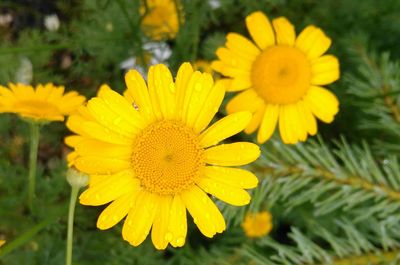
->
[251,45,311,104]
[132,120,204,195]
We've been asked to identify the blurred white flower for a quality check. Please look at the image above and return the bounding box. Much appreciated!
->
[15,57,33,84]
[120,42,172,77]
[44,14,60,32]
[143,42,172,63]
[209,0,221,9]
[0,13,13,27]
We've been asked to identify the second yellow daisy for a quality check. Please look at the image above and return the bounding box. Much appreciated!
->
[212,11,340,144]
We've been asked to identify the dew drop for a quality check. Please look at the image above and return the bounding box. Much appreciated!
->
[176,237,184,246]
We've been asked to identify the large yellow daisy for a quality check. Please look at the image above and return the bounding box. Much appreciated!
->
[212,11,340,144]
[0,83,85,122]
[65,63,260,250]
[140,0,181,41]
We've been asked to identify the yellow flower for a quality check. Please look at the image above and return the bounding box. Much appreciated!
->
[0,239,5,248]
[65,63,260,250]
[193,60,214,75]
[212,11,340,144]
[242,211,272,238]
[0,83,85,122]
[140,0,181,41]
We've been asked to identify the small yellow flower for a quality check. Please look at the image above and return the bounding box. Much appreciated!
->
[0,83,85,122]
[140,0,181,41]
[0,239,5,248]
[242,211,272,238]
[193,60,214,75]
[212,11,340,144]
[65,63,260,250]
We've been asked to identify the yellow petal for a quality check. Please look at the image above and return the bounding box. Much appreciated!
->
[230,77,252,91]
[204,142,260,166]
[278,105,298,144]
[295,25,332,59]
[64,135,83,148]
[257,104,279,143]
[9,83,35,100]
[272,17,296,46]
[298,100,317,136]
[186,73,214,129]
[181,71,202,122]
[278,106,291,144]
[124,69,155,121]
[181,71,218,130]
[212,63,250,79]
[148,64,176,119]
[311,55,340,85]
[75,156,131,175]
[86,98,141,137]
[122,191,158,246]
[216,47,253,71]
[151,195,172,250]
[304,86,339,123]
[226,33,260,60]
[80,120,133,145]
[74,138,132,159]
[197,177,251,206]
[245,11,275,49]
[46,85,65,102]
[193,81,225,133]
[58,92,85,114]
[200,111,252,148]
[286,103,308,142]
[175,63,194,119]
[35,84,50,98]
[204,166,258,189]
[97,84,148,129]
[79,170,139,206]
[244,105,265,134]
[226,89,264,114]
[97,192,137,230]
[181,186,226,238]
[215,78,246,92]
[168,195,187,247]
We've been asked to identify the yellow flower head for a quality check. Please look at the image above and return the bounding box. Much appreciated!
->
[0,83,85,122]
[242,211,272,238]
[0,239,5,248]
[65,63,260,250]
[212,11,340,144]
[140,0,181,41]
[193,60,214,75]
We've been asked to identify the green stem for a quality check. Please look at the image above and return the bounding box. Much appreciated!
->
[66,186,79,265]
[28,122,40,212]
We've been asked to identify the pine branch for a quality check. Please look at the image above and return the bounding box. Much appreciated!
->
[346,49,400,152]
[256,138,400,221]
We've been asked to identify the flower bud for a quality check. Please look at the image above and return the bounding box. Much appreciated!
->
[66,167,89,189]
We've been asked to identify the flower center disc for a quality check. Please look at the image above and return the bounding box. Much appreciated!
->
[132,120,204,195]
[251,45,311,104]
